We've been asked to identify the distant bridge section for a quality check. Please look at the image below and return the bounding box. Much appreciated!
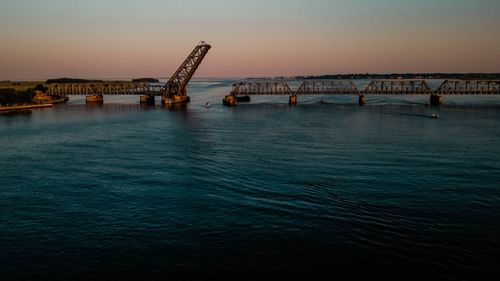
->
[435,80,500,95]
[296,80,359,95]
[224,79,500,106]
[230,80,358,96]
[363,80,433,95]
[230,81,294,96]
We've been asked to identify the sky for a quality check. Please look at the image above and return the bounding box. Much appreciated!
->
[0,0,499,80]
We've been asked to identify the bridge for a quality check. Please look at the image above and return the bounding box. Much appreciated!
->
[46,82,163,96]
[224,79,500,106]
[45,41,211,105]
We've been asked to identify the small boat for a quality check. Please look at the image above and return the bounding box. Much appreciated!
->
[205,102,211,108]
[431,113,439,119]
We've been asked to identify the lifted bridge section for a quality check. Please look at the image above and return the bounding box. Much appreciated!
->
[159,41,211,105]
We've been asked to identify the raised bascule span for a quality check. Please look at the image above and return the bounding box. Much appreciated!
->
[160,41,211,105]
[45,41,211,105]
[224,79,500,106]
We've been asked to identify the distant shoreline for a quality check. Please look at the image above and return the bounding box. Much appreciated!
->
[294,73,500,80]
[2,74,500,83]
[0,104,52,112]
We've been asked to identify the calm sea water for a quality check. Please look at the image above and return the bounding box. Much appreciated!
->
[1,79,500,280]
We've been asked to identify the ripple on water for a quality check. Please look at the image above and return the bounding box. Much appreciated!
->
[1,89,500,280]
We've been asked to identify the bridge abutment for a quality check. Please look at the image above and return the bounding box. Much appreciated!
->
[161,95,190,106]
[223,95,237,106]
[430,94,443,106]
[236,95,251,102]
[86,95,103,104]
[358,95,366,105]
[289,95,297,105]
[140,95,155,105]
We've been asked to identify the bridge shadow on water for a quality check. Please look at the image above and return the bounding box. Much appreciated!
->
[57,103,191,113]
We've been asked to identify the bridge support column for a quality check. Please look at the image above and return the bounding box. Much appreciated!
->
[430,94,443,106]
[236,95,251,102]
[140,95,155,105]
[86,95,103,104]
[161,95,190,106]
[222,95,237,106]
[358,95,366,106]
[289,95,297,105]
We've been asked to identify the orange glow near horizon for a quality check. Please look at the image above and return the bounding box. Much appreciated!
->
[1,0,499,80]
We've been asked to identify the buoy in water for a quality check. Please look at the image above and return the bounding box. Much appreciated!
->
[205,102,211,108]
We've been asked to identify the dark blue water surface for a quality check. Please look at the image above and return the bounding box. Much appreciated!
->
[1,79,500,280]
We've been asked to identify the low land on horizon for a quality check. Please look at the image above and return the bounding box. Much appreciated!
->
[2,73,500,85]
[295,73,500,80]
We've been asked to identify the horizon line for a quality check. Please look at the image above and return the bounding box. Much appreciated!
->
[3,72,500,82]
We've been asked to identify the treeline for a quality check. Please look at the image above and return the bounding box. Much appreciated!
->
[45,77,160,84]
[45,78,104,84]
[0,88,35,106]
[297,73,500,80]
[132,78,160,83]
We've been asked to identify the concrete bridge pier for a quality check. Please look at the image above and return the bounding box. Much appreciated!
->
[161,95,190,106]
[222,95,237,106]
[236,95,251,102]
[358,95,366,105]
[289,95,298,105]
[140,95,155,105]
[86,95,103,104]
[430,94,443,106]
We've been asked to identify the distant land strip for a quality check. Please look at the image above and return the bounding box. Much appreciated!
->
[44,77,160,84]
[294,73,500,80]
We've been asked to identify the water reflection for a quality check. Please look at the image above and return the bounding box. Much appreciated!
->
[0,109,32,116]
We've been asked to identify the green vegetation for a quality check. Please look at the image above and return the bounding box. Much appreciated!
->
[0,81,48,106]
[0,88,36,106]
[0,81,43,91]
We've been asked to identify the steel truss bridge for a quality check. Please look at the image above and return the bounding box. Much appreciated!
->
[46,82,164,96]
[230,79,500,96]
[45,41,211,105]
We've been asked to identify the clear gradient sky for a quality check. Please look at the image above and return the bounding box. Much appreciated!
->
[1,0,499,80]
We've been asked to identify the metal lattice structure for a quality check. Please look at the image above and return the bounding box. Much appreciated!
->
[46,82,163,96]
[230,81,293,95]
[230,79,477,96]
[363,80,434,95]
[162,41,212,97]
[296,80,359,95]
[435,80,500,95]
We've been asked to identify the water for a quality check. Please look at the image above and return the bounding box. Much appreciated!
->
[1,79,500,280]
